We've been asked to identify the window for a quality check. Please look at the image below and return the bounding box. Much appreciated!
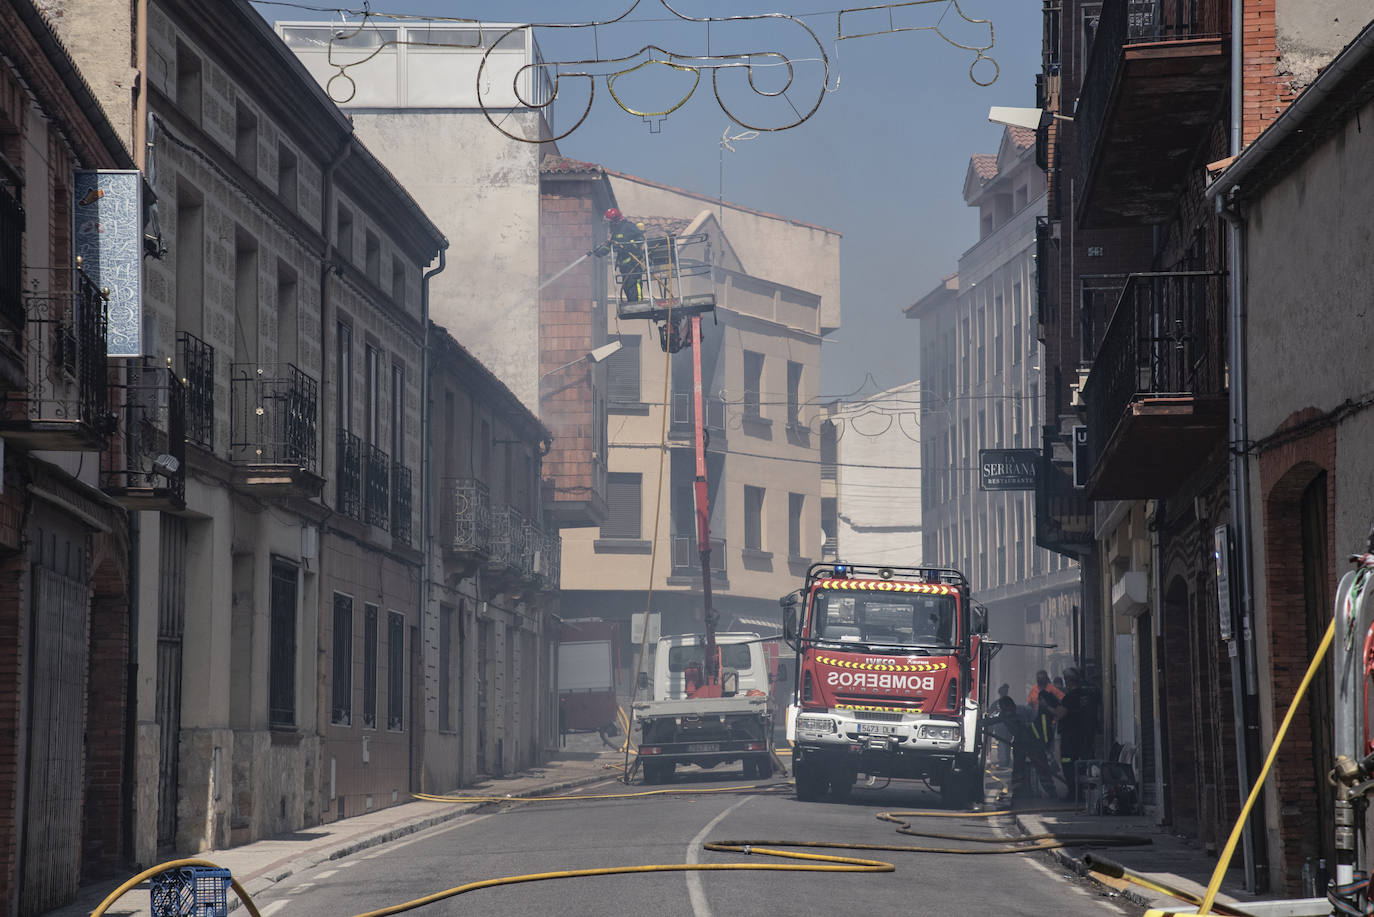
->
[235,100,258,174]
[602,472,642,539]
[176,41,202,124]
[277,262,298,366]
[391,258,406,306]
[234,227,258,365]
[960,318,970,390]
[364,343,379,445]
[1012,391,1023,443]
[976,307,986,380]
[336,205,353,263]
[363,604,378,729]
[1015,502,1026,578]
[278,144,298,211]
[786,361,803,427]
[337,322,353,432]
[996,507,1006,586]
[788,492,804,557]
[1029,382,1038,435]
[439,603,454,732]
[1012,282,1023,365]
[391,363,405,464]
[744,485,765,551]
[331,593,353,725]
[387,612,404,731]
[993,403,1003,446]
[960,419,970,494]
[268,558,297,728]
[175,184,204,338]
[744,350,764,418]
[365,230,380,284]
[994,295,1003,374]
[606,335,641,403]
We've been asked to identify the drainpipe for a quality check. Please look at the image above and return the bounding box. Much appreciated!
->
[134,0,148,169]
[418,246,446,790]
[1221,0,1266,891]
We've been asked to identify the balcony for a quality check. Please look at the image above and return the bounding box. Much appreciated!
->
[670,534,727,583]
[336,430,362,519]
[821,537,838,560]
[0,186,25,386]
[520,516,542,582]
[489,506,529,579]
[391,462,412,547]
[178,332,214,450]
[1034,448,1094,557]
[362,443,390,529]
[536,526,561,590]
[0,271,113,450]
[668,391,726,450]
[229,363,322,497]
[1076,0,1229,227]
[1081,270,1228,498]
[101,361,186,510]
[440,477,491,558]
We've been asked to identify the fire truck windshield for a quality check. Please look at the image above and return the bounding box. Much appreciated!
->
[810,590,957,649]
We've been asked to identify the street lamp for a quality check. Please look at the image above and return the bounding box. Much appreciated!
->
[539,341,623,383]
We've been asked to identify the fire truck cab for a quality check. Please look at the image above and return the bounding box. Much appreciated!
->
[781,562,989,807]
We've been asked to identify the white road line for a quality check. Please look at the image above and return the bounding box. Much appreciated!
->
[292,883,314,893]
[316,869,337,879]
[685,796,752,917]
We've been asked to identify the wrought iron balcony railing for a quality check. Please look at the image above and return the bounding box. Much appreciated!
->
[101,360,186,508]
[391,462,413,547]
[1083,270,1227,448]
[178,332,214,449]
[489,505,528,572]
[229,363,318,472]
[520,516,542,581]
[336,430,362,519]
[671,534,727,577]
[362,443,390,529]
[1,270,112,449]
[821,537,839,560]
[538,526,561,589]
[440,477,491,556]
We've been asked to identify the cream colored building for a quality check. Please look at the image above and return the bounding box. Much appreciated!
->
[558,186,839,678]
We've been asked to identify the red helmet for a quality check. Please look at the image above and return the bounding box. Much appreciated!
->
[604,207,622,222]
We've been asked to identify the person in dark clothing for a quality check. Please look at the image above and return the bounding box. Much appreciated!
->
[1057,668,1095,801]
[592,207,647,303]
[983,695,1059,799]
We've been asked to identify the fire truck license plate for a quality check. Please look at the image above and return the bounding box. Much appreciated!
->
[687,743,720,753]
[857,724,897,735]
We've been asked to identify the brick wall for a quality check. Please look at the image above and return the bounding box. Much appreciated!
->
[1258,409,1337,893]
[82,553,130,877]
[0,550,27,916]
[1241,0,1293,146]
[539,181,600,511]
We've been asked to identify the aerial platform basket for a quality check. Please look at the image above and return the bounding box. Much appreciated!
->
[615,231,717,322]
[149,866,234,917]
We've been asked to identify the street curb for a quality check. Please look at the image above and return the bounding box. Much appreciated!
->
[1012,814,1155,912]
[230,769,620,907]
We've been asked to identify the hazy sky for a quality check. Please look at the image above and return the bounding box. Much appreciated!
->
[250,0,1042,398]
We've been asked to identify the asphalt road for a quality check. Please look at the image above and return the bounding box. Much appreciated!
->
[251,767,1133,917]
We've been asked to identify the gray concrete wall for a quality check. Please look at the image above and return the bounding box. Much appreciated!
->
[1276,1,1370,88]
[346,110,545,413]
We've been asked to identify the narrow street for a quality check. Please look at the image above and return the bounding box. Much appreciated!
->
[250,769,1128,917]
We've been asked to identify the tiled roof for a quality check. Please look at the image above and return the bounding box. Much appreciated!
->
[540,154,603,174]
[1007,126,1037,150]
[971,154,998,181]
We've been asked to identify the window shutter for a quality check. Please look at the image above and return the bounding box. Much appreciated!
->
[606,337,640,402]
[603,473,642,539]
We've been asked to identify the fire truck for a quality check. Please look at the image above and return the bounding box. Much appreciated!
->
[781,562,992,806]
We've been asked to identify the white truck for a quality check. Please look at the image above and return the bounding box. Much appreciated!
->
[633,632,777,783]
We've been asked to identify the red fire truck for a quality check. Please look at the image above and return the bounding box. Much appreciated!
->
[781,562,992,807]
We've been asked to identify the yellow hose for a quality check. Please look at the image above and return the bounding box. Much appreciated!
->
[1198,617,1335,915]
[90,859,262,917]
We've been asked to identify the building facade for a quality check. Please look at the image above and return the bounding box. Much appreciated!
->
[907,126,1080,701]
[1034,0,1369,891]
[0,3,137,914]
[555,175,838,681]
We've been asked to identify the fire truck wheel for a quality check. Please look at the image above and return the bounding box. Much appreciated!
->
[794,760,826,801]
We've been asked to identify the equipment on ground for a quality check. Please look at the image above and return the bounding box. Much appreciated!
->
[780,562,994,807]
[557,618,621,736]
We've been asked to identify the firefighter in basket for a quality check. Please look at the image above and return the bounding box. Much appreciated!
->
[591,207,647,304]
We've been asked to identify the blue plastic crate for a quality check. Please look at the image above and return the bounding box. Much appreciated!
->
[149,866,233,917]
